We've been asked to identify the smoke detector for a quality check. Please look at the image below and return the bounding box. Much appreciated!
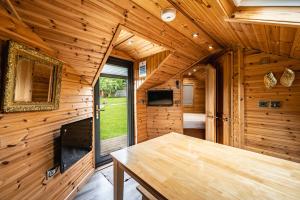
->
[161,8,176,22]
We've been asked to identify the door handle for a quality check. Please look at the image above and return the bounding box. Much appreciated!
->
[96,105,101,112]
[95,105,100,119]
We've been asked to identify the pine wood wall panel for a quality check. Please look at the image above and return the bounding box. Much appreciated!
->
[134,51,171,143]
[0,6,54,55]
[135,52,194,142]
[146,76,183,139]
[137,52,195,91]
[232,50,300,163]
[0,8,94,199]
[182,77,205,113]
[0,63,94,200]
[135,88,147,143]
[134,51,170,89]
[12,0,121,84]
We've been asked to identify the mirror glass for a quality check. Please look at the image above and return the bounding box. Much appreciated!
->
[14,54,54,103]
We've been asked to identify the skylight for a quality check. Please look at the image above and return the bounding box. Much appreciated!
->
[233,0,300,7]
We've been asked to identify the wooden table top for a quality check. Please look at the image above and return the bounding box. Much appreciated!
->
[111,132,300,200]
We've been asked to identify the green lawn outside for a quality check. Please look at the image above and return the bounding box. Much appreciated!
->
[100,97,127,140]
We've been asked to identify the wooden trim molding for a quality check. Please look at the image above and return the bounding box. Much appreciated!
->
[237,47,245,148]
[92,24,122,86]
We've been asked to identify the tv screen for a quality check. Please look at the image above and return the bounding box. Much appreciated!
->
[60,117,92,173]
[147,90,173,106]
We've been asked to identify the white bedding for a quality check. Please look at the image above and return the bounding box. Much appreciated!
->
[183,113,206,129]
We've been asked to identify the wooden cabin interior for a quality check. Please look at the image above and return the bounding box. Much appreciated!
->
[0,0,300,200]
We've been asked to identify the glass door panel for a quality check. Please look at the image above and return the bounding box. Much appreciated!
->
[94,57,134,166]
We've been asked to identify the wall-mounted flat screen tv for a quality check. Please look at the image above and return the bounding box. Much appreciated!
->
[60,117,92,173]
[147,90,173,106]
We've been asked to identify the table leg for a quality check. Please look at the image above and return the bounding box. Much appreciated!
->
[113,159,124,200]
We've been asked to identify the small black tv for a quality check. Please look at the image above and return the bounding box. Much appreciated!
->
[147,90,173,106]
[60,118,92,173]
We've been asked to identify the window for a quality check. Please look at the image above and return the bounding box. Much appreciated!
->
[233,0,300,7]
[183,84,194,105]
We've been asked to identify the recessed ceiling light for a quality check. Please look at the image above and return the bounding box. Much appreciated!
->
[208,45,213,50]
[188,72,192,76]
[192,32,199,38]
[193,68,197,72]
[161,8,176,22]
[128,40,133,45]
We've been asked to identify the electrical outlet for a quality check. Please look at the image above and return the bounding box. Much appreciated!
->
[46,167,58,179]
[259,100,269,108]
[271,101,281,108]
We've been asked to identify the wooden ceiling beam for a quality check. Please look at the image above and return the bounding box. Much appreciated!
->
[110,48,135,61]
[113,34,134,48]
[92,24,122,86]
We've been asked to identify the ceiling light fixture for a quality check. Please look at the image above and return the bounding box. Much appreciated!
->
[193,68,197,72]
[188,72,192,76]
[128,39,133,45]
[192,32,199,38]
[208,45,213,50]
[161,8,176,22]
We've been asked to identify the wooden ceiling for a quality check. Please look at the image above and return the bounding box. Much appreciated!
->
[114,30,166,60]
[6,0,300,86]
[155,0,300,59]
[9,0,221,85]
[182,65,207,80]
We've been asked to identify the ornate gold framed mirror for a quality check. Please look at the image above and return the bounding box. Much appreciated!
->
[1,41,63,112]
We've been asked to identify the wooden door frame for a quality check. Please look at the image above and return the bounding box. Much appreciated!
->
[205,64,217,142]
[94,57,134,167]
[91,24,175,87]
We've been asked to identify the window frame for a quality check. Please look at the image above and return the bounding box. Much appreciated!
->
[183,83,194,106]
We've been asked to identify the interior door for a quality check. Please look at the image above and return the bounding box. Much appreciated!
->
[216,53,232,145]
[205,64,216,142]
[222,53,233,145]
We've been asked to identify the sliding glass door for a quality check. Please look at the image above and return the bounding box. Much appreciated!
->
[94,57,134,166]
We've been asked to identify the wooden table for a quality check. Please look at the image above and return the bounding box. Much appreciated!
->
[111,132,300,200]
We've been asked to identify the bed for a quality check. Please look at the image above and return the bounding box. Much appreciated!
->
[183,113,206,129]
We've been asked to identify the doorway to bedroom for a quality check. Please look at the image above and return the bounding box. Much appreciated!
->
[182,65,216,141]
[94,57,134,166]
[182,67,207,139]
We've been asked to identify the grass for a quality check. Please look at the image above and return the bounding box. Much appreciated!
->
[100,97,127,140]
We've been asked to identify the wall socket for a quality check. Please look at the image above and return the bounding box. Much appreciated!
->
[259,100,269,108]
[46,166,58,179]
[271,101,281,108]
[258,100,281,108]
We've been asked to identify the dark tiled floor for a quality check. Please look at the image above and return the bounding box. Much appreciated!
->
[74,164,142,200]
